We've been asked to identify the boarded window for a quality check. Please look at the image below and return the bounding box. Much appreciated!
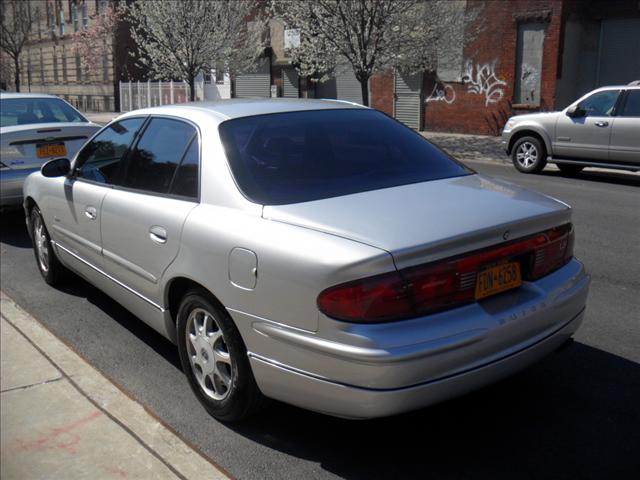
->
[515,23,545,106]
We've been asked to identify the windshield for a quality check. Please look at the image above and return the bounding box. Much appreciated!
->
[0,97,87,127]
[219,109,471,205]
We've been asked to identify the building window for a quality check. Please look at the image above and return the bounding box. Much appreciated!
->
[102,51,109,82]
[75,53,82,82]
[53,48,59,82]
[72,3,78,32]
[62,46,68,81]
[40,49,45,84]
[59,9,65,36]
[82,2,88,28]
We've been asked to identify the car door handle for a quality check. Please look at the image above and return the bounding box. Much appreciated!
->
[84,206,97,220]
[149,226,167,244]
[594,121,609,127]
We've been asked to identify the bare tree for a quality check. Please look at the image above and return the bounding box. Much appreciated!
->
[126,0,266,101]
[0,0,37,92]
[275,0,476,106]
[72,3,123,81]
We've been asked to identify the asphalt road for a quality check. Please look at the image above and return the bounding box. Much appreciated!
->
[1,161,639,480]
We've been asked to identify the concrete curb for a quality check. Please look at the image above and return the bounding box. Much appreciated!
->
[0,291,230,480]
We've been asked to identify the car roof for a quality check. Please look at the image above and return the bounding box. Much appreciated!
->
[0,92,62,99]
[117,98,367,123]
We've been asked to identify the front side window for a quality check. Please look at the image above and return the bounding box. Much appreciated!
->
[0,98,86,127]
[75,117,146,184]
[578,90,620,117]
[619,90,640,117]
[121,117,196,195]
[219,109,470,205]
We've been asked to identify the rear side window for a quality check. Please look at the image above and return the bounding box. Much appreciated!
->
[76,117,145,184]
[620,90,640,117]
[121,117,196,195]
[218,109,470,205]
[169,139,199,199]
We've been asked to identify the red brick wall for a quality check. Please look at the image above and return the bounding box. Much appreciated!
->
[371,0,566,135]
[370,71,394,116]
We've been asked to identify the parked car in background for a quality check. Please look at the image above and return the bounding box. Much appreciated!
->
[23,100,589,421]
[502,82,640,174]
[1,93,101,207]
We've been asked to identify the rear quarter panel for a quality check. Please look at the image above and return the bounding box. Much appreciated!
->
[162,203,395,333]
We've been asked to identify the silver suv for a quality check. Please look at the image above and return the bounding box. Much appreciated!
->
[502,83,640,174]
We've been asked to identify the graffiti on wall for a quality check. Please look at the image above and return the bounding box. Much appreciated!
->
[520,63,539,104]
[462,60,507,106]
[425,80,456,104]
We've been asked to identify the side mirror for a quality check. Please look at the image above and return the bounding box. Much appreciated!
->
[566,105,586,118]
[41,158,71,178]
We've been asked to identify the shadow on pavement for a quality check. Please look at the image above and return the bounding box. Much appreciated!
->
[0,210,182,372]
[232,342,639,480]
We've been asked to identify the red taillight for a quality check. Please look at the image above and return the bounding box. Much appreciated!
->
[317,224,575,323]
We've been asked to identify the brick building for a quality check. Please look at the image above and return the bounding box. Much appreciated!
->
[370,0,640,135]
[3,0,140,112]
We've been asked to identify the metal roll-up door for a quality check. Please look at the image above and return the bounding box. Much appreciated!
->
[235,57,271,98]
[282,67,299,98]
[394,71,423,129]
[335,67,363,104]
[598,18,640,86]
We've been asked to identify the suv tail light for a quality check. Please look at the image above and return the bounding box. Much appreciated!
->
[317,224,574,323]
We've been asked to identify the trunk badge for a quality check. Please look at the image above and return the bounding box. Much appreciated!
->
[503,230,511,240]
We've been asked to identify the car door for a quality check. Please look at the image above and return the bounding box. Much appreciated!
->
[554,89,621,160]
[609,89,640,167]
[100,116,200,304]
[48,117,146,268]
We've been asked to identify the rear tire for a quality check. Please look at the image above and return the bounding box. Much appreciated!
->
[557,164,584,175]
[512,136,547,173]
[176,289,265,422]
[30,206,67,286]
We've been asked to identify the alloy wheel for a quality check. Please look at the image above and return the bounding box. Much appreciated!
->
[185,307,233,401]
[33,215,50,273]
[516,142,538,169]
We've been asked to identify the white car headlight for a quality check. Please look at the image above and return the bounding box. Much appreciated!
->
[505,119,517,130]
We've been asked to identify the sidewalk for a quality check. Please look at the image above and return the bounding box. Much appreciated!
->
[0,292,229,480]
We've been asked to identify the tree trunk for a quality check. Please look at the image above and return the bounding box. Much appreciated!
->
[188,75,196,102]
[13,56,21,92]
[359,77,369,106]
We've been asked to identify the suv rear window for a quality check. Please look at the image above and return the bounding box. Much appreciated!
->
[218,109,470,205]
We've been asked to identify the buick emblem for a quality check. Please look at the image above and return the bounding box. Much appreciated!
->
[503,230,511,240]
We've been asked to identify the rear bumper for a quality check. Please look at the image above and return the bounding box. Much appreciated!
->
[235,258,590,418]
[249,308,583,419]
[0,167,38,206]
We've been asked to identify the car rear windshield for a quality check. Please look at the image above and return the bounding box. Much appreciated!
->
[0,98,86,127]
[218,109,471,205]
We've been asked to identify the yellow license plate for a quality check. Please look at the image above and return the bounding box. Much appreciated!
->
[37,143,67,158]
[475,262,522,300]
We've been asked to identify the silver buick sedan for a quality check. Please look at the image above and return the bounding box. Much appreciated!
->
[23,99,590,421]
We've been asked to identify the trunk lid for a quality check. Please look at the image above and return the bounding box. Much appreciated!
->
[0,123,100,170]
[263,174,571,269]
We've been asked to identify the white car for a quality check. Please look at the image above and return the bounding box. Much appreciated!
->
[0,92,101,207]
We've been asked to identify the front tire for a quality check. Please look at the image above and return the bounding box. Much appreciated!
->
[512,136,547,173]
[30,206,67,286]
[176,289,265,422]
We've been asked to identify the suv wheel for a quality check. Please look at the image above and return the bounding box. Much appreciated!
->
[30,206,67,286]
[512,136,547,173]
[176,289,265,422]
[557,164,584,175]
